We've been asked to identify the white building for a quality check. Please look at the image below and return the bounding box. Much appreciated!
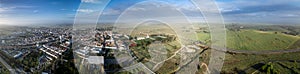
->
[137,37,145,40]
[1,40,5,44]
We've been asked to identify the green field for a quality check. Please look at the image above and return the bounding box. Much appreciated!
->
[287,39,300,49]
[122,24,300,73]
[222,52,300,73]
[196,29,300,50]
[192,24,300,73]
[227,30,300,50]
[197,32,210,43]
[193,24,300,50]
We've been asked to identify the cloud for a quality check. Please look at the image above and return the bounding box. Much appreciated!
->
[110,1,205,23]
[102,8,121,15]
[77,9,94,13]
[98,0,300,24]
[0,5,35,13]
[214,0,300,24]
[0,7,16,13]
[97,0,206,23]
[284,14,299,17]
[33,10,39,13]
[223,4,300,15]
[127,7,145,11]
[81,0,100,3]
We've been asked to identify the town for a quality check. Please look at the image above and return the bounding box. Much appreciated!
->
[0,23,213,74]
[70,23,210,74]
[0,26,74,73]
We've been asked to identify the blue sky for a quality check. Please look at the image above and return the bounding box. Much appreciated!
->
[0,0,300,25]
[0,0,81,25]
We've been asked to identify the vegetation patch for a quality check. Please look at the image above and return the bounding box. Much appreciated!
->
[227,29,299,50]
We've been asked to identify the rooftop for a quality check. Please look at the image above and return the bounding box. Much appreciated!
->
[88,56,104,64]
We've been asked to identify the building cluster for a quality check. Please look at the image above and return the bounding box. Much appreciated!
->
[0,27,72,73]
[74,29,132,73]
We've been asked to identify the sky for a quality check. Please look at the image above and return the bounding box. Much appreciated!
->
[0,0,300,25]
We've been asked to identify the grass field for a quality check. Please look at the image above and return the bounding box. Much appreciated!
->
[196,29,300,50]
[222,52,300,73]
[196,32,210,43]
[192,24,300,73]
[226,30,300,50]
[193,24,300,50]
[287,39,300,49]
[120,24,300,73]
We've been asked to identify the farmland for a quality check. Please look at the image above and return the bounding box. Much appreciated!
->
[193,24,300,73]
[227,29,300,50]
[109,23,300,73]
[194,24,300,50]
[222,52,300,74]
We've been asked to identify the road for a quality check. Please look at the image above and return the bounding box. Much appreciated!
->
[223,48,300,55]
[152,46,184,70]
[0,55,16,74]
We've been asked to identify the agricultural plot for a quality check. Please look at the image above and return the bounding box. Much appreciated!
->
[194,25,300,73]
[227,29,300,50]
[222,52,300,73]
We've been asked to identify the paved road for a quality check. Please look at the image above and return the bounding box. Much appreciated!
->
[0,56,16,74]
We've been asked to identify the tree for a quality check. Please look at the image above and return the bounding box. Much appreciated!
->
[261,62,278,74]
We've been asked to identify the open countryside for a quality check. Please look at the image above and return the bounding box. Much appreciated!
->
[194,24,300,73]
